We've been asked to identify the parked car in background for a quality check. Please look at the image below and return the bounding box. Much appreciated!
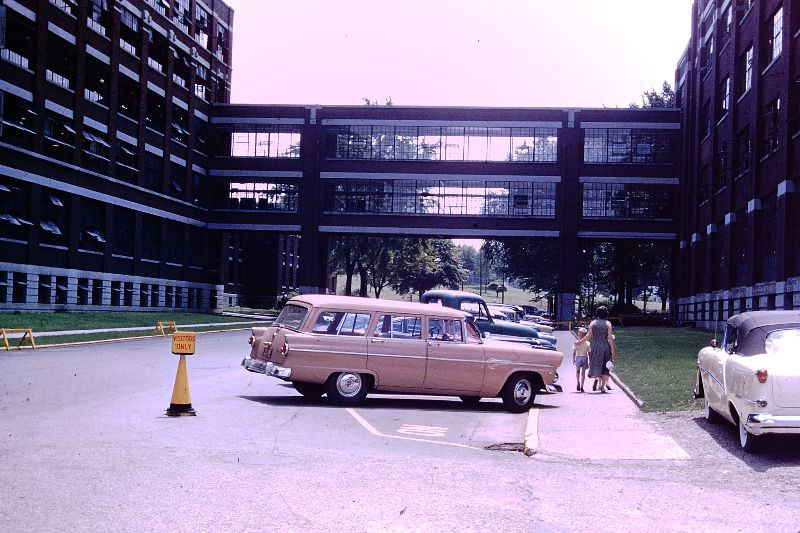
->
[695,311,800,452]
[242,295,563,412]
[420,290,557,347]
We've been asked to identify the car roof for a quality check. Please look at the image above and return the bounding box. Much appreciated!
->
[421,289,485,301]
[289,294,469,318]
[729,311,800,355]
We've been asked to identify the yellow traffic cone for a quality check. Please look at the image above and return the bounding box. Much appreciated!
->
[165,354,196,416]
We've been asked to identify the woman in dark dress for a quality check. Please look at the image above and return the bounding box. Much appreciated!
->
[585,306,617,393]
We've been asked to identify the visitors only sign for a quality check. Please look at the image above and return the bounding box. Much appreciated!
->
[171,332,197,355]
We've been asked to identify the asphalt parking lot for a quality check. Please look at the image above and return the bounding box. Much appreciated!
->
[1,330,800,532]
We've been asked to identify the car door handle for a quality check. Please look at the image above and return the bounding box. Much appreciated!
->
[370,339,385,344]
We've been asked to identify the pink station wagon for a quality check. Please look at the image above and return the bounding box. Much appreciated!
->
[242,295,563,412]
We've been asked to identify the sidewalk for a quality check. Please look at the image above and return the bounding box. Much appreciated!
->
[530,330,688,461]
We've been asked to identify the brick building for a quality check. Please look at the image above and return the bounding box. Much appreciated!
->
[675,0,800,327]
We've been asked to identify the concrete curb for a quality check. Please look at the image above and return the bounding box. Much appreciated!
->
[5,327,253,350]
[610,371,646,409]
[523,408,539,456]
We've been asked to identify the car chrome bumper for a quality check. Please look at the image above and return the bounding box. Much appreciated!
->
[241,357,292,380]
[746,413,800,435]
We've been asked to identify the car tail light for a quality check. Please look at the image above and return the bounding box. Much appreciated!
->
[248,335,255,346]
[756,369,768,384]
[280,342,288,356]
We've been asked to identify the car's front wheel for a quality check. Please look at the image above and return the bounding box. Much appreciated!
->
[326,372,369,406]
[738,416,762,453]
[293,381,325,399]
[501,373,536,413]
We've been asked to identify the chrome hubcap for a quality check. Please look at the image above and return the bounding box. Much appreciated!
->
[513,379,532,405]
[337,373,362,398]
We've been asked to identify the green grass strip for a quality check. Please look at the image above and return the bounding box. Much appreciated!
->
[613,327,719,412]
[0,311,253,332]
[27,323,263,347]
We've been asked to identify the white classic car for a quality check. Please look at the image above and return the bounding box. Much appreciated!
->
[695,311,800,452]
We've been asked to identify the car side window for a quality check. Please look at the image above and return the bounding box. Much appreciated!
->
[373,315,422,340]
[765,328,800,354]
[338,312,371,336]
[428,318,463,342]
[459,301,488,320]
[465,320,482,344]
[311,311,371,336]
[723,325,737,353]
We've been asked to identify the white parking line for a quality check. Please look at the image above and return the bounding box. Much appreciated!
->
[345,408,482,450]
[523,408,539,455]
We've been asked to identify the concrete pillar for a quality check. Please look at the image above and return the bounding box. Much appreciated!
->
[101,280,112,306]
[201,288,211,311]
[131,282,141,307]
[67,277,78,305]
[26,273,39,306]
[213,285,225,314]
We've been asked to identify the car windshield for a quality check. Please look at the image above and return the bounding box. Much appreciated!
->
[765,328,800,355]
[272,304,308,331]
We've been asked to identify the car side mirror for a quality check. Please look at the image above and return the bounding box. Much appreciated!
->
[710,339,718,348]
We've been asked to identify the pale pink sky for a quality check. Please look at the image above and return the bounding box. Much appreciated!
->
[223,0,694,108]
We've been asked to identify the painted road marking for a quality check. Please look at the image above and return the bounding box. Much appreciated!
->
[523,408,539,456]
[397,424,447,437]
[345,408,481,450]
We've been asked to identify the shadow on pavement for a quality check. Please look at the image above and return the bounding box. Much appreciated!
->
[692,416,800,471]
[239,391,556,413]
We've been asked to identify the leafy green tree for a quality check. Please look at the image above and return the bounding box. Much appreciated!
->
[630,81,675,109]
[390,239,463,299]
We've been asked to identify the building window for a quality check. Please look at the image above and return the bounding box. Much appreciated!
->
[0,92,37,150]
[224,125,302,158]
[583,128,674,164]
[144,153,163,191]
[111,281,122,306]
[112,208,135,256]
[228,183,299,211]
[582,182,673,219]
[141,216,162,261]
[0,180,32,243]
[721,6,732,41]
[741,46,753,94]
[77,278,89,306]
[324,125,558,162]
[720,77,730,113]
[716,145,729,191]
[756,195,777,282]
[698,165,711,203]
[763,97,780,155]
[78,199,107,253]
[768,7,783,63]
[166,224,185,264]
[324,179,556,218]
[701,101,711,139]
[145,91,166,132]
[736,126,750,176]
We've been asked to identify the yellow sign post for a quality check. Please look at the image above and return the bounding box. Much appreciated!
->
[166,332,197,417]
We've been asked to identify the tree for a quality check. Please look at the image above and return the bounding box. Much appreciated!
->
[390,239,463,299]
[630,81,675,109]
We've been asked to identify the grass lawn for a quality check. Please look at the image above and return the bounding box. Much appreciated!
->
[0,311,252,332]
[32,323,259,347]
[613,327,717,412]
